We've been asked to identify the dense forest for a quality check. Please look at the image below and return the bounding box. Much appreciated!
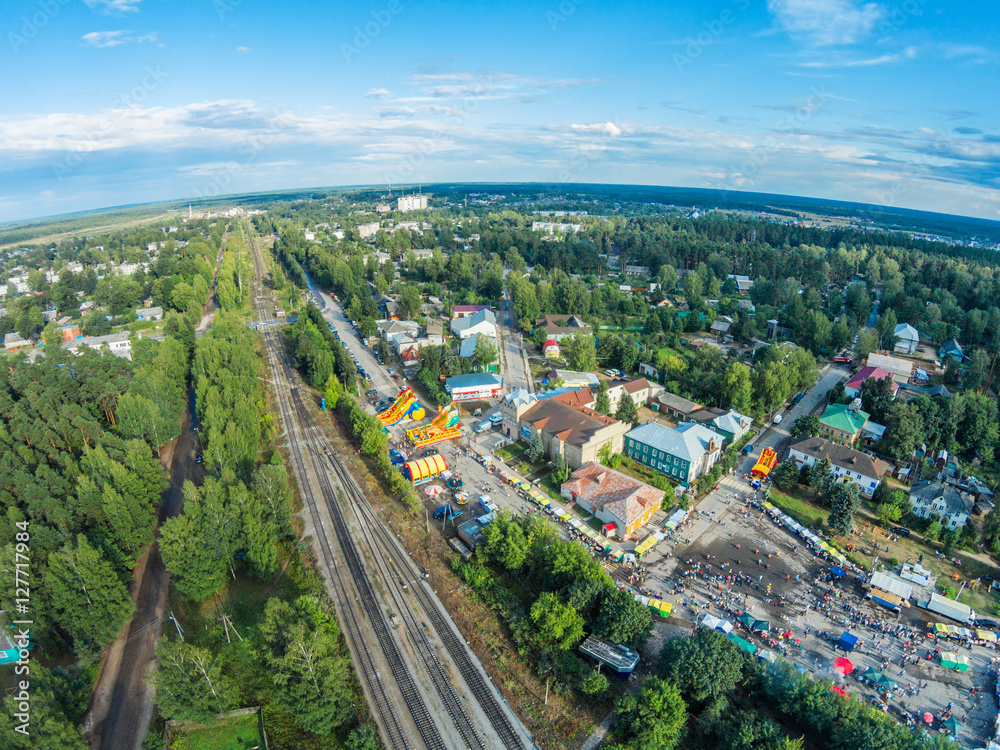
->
[0,338,187,746]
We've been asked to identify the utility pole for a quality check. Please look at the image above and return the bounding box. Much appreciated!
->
[168,609,184,642]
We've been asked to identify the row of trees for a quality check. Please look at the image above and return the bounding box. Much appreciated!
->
[149,268,376,745]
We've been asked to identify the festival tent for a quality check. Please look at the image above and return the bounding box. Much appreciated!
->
[862,668,897,690]
[939,652,971,671]
[836,632,858,652]
[758,650,777,663]
[528,488,550,507]
[953,627,974,640]
[977,630,997,643]
[737,613,769,632]
[942,716,962,735]
[831,566,847,578]
[727,632,757,654]
[700,615,733,634]
[634,534,659,557]
[930,623,951,636]
[829,685,849,699]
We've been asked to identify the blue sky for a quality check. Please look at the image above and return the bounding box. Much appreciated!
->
[1,0,997,221]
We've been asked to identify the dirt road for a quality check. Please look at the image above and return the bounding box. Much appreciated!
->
[85,390,200,750]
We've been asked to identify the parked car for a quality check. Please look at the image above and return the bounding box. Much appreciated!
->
[433,505,462,521]
[773,414,783,424]
[892,527,911,537]
[366,389,377,397]
[195,454,203,463]
[976,617,999,628]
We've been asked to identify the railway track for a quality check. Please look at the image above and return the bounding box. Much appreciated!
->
[324,454,528,750]
[246,220,529,750]
[247,222,442,750]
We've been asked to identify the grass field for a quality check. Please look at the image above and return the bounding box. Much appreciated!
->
[767,488,830,529]
[170,711,264,750]
[495,442,526,461]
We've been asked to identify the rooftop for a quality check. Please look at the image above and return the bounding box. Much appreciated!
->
[521,399,618,448]
[653,391,701,414]
[562,461,663,527]
[910,480,975,516]
[788,435,889,479]
[846,366,899,394]
[820,402,870,434]
[626,421,721,462]
[446,372,503,390]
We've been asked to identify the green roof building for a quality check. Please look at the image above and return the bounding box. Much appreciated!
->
[820,402,869,446]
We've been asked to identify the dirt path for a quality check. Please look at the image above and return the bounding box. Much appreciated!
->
[84,390,199,750]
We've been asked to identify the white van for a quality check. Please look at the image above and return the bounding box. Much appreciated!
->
[475,421,493,434]
[489,412,503,425]
[773,414,783,425]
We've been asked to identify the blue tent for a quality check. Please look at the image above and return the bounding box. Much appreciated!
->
[837,631,858,653]
[831,566,846,578]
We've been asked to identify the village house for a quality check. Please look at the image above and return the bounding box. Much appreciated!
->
[788,435,889,498]
[561,462,664,538]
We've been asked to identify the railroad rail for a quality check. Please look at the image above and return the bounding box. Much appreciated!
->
[246,219,529,750]
[247,222,442,750]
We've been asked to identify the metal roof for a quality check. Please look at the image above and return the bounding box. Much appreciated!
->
[870,570,913,601]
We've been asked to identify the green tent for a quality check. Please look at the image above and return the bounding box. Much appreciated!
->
[737,613,756,628]
[939,652,971,671]
[727,632,757,655]
[942,716,962,735]
[862,668,896,690]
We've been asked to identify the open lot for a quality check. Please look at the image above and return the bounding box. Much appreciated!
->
[634,471,999,748]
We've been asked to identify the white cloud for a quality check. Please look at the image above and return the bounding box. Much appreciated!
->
[570,122,623,137]
[235,46,252,53]
[364,88,393,98]
[799,53,898,68]
[84,0,142,13]
[767,0,884,46]
[82,30,159,47]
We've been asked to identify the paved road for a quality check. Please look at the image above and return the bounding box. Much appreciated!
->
[498,286,531,392]
[739,363,852,473]
[304,274,397,398]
